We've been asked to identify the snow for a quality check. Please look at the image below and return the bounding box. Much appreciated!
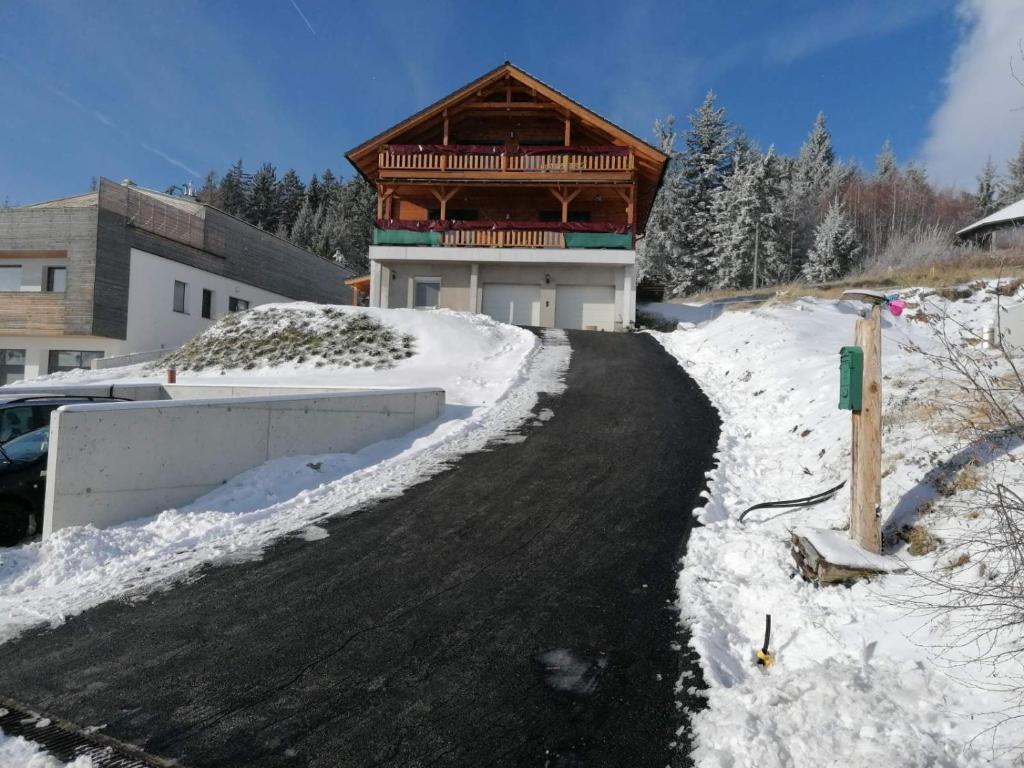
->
[794,527,905,572]
[652,286,1024,767]
[0,728,92,767]
[0,306,569,644]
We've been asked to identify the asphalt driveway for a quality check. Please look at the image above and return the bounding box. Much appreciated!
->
[0,330,720,767]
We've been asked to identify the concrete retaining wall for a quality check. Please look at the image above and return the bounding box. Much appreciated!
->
[92,348,176,369]
[42,388,444,537]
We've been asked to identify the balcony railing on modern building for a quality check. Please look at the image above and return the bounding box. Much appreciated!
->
[372,220,633,250]
[378,145,634,176]
[0,292,67,335]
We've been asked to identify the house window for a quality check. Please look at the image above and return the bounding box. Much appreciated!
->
[173,280,188,313]
[413,278,441,309]
[47,350,103,374]
[202,289,213,319]
[228,297,250,312]
[0,266,21,291]
[0,349,25,386]
[45,266,67,292]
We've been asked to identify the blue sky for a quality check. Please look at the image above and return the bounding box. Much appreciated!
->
[2,0,1021,205]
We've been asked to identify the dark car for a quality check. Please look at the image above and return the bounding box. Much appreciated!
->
[0,394,129,545]
[0,394,125,446]
[0,426,50,545]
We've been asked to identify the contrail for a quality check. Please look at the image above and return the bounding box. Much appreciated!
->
[288,0,316,35]
[0,54,200,179]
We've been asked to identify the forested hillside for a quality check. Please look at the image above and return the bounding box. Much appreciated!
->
[168,162,375,273]
[641,93,1021,297]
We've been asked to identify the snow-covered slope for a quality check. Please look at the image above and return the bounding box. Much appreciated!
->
[0,730,92,768]
[651,289,1023,767]
[0,306,567,644]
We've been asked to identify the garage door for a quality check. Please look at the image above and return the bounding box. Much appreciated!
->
[555,285,616,331]
[481,284,541,326]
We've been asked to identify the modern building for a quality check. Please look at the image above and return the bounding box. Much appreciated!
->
[0,178,355,384]
[346,63,669,331]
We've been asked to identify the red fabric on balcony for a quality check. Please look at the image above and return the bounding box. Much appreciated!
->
[383,144,630,157]
[376,218,631,234]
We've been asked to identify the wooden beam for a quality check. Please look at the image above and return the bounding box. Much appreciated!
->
[564,112,571,146]
[427,186,460,220]
[442,110,449,145]
[549,187,581,222]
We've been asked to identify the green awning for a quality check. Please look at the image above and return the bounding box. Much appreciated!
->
[373,228,442,246]
[563,232,633,249]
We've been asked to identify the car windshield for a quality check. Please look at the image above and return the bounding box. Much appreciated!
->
[0,426,49,463]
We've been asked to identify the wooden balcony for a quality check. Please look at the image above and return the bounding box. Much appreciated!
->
[378,144,634,180]
[373,221,633,250]
[0,292,67,335]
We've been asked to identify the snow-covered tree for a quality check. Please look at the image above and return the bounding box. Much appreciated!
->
[277,169,306,235]
[665,92,734,294]
[711,147,784,288]
[803,199,860,282]
[289,197,317,248]
[976,157,1001,217]
[875,140,898,180]
[1003,136,1024,205]
[246,163,281,231]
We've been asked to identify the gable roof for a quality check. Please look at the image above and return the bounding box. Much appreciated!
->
[346,62,668,166]
[957,197,1024,237]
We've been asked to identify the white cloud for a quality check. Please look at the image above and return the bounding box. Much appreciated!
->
[920,0,1024,189]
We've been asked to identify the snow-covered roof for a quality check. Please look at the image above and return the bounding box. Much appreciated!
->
[957,197,1024,236]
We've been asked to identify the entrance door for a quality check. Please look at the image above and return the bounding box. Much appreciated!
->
[481,284,541,326]
[554,285,616,331]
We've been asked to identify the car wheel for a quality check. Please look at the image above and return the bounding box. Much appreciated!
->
[0,502,30,547]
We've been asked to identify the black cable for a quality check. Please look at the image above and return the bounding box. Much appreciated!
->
[738,480,847,523]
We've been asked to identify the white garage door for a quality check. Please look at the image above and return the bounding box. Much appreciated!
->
[481,284,541,326]
[555,285,616,331]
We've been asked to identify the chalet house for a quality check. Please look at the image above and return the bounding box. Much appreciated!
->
[346,63,669,331]
[957,197,1024,247]
[0,178,355,384]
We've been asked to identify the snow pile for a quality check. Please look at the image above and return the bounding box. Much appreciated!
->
[0,309,567,644]
[650,288,1024,767]
[0,729,92,767]
[157,305,415,371]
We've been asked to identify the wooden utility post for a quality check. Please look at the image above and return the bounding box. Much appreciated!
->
[848,299,883,553]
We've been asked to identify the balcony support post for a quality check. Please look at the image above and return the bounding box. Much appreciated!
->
[550,187,581,223]
[428,186,460,221]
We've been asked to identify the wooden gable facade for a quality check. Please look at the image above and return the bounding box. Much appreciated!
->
[346,63,669,250]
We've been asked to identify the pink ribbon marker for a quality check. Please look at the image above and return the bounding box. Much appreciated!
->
[887,299,907,317]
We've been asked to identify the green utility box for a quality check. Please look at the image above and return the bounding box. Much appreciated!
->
[838,346,864,411]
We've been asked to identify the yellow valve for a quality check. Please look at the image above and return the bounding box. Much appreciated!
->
[755,613,773,668]
[756,649,774,668]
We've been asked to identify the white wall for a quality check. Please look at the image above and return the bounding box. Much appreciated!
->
[43,388,445,537]
[0,335,120,383]
[124,248,294,353]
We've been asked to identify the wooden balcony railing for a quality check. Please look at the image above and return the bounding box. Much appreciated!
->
[378,145,634,175]
[441,229,565,248]
[0,292,67,335]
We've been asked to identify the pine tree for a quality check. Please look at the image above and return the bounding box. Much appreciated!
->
[875,140,898,179]
[711,148,784,289]
[788,113,838,273]
[797,113,835,188]
[1003,136,1024,205]
[219,160,250,217]
[289,197,318,248]
[278,169,306,235]
[976,157,1001,217]
[802,199,860,282]
[660,92,734,295]
[637,117,680,281]
[246,163,281,230]
[196,170,221,208]
[305,174,323,213]
[335,177,376,272]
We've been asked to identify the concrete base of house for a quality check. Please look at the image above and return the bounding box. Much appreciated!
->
[368,246,637,331]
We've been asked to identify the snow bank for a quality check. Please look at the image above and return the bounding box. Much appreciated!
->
[0,728,92,767]
[654,288,1024,767]
[0,308,566,644]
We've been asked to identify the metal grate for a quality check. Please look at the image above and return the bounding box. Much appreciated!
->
[0,697,178,767]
